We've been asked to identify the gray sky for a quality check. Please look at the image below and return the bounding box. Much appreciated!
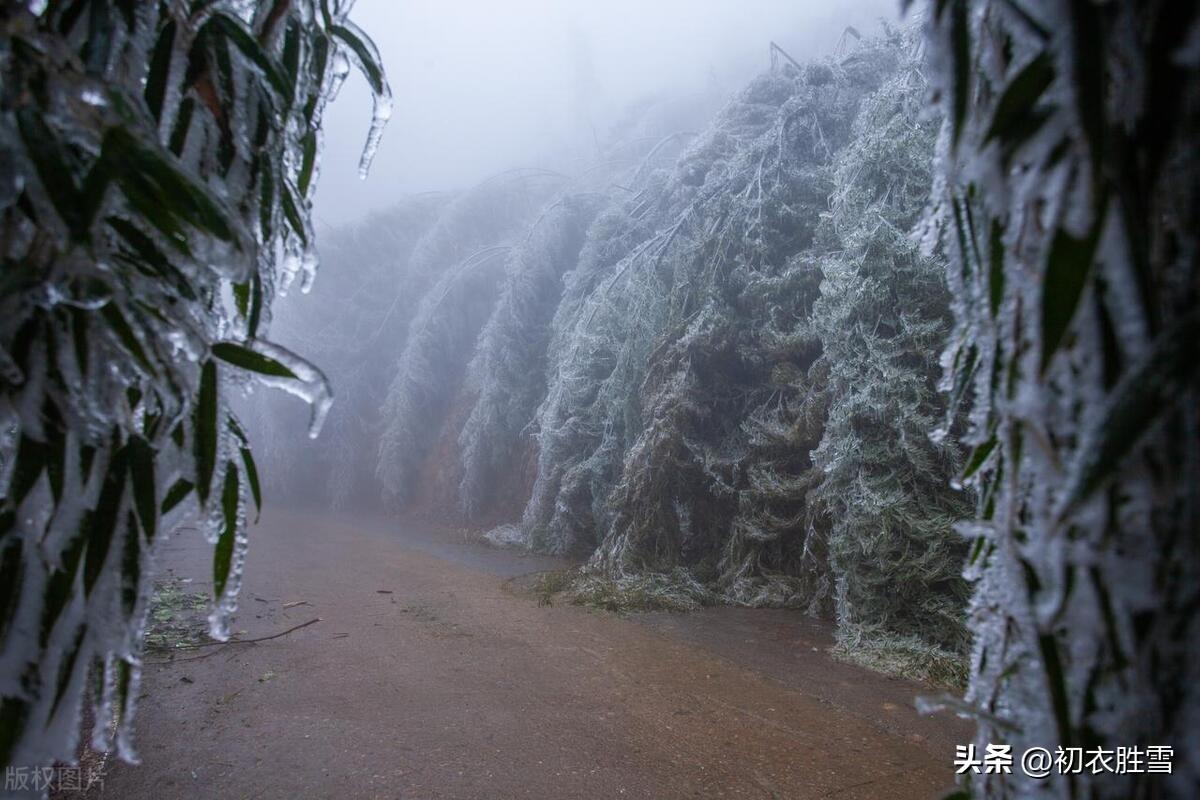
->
[314,0,900,227]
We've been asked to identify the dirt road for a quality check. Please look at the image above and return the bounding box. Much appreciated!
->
[97,509,967,799]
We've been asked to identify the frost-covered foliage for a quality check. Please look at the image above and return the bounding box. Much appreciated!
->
[514,32,969,648]
[245,194,447,509]
[807,67,971,671]
[922,0,1199,795]
[375,171,565,509]
[369,29,972,679]
[457,195,604,517]
[0,0,386,775]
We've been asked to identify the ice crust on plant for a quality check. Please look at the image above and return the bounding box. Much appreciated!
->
[921,0,1200,796]
[353,28,973,679]
[0,0,388,780]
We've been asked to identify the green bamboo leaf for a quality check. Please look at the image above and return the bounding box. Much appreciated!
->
[240,446,262,522]
[984,53,1054,146]
[168,96,195,156]
[10,434,47,506]
[15,108,84,236]
[0,539,22,645]
[107,216,195,300]
[1040,218,1102,374]
[83,447,128,596]
[121,512,140,618]
[145,20,177,121]
[949,0,971,150]
[297,130,317,197]
[104,127,239,247]
[209,13,289,98]
[211,342,298,379]
[259,160,275,241]
[1090,567,1127,670]
[1057,309,1200,518]
[213,462,240,598]
[45,430,65,503]
[988,220,1005,317]
[161,479,194,514]
[39,533,85,648]
[280,184,308,246]
[127,436,157,542]
[331,23,386,97]
[80,445,97,484]
[48,624,86,721]
[0,698,30,770]
[227,416,248,445]
[233,282,251,319]
[1066,0,1105,174]
[282,18,301,99]
[1038,633,1073,746]
[248,273,264,338]
[100,303,157,377]
[115,658,133,726]
[962,436,997,481]
[194,360,218,505]
[304,36,329,125]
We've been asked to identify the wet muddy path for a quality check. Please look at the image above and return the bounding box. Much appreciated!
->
[97,509,967,799]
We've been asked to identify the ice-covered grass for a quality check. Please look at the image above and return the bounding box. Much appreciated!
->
[831,624,968,690]
[531,568,715,614]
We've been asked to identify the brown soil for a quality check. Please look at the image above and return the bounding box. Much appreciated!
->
[95,508,969,799]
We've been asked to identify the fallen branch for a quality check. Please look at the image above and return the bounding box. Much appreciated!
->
[169,618,322,651]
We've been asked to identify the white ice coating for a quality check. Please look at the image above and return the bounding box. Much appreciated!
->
[0,1,389,788]
[921,1,1200,797]
[235,339,335,439]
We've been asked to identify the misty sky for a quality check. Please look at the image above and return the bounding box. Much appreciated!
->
[314,0,900,228]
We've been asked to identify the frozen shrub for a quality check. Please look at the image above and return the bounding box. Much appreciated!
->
[807,64,971,663]
[458,195,605,517]
[243,194,448,509]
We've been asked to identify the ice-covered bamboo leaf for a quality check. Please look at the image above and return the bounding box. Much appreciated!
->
[160,478,194,514]
[1056,309,1200,519]
[212,462,239,598]
[1039,217,1103,374]
[209,13,289,99]
[127,436,158,542]
[212,341,299,379]
[194,360,218,504]
[241,445,262,522]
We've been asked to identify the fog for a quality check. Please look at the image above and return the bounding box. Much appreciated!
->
[314,0,899,226]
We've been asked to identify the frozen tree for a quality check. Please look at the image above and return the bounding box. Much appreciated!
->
[245,194,447,509]
[806,58,970,684]
[458,194,604,518]
[522,39,903,597]
[921,0,1199,796]
[367,30,975,676]
[0,0,386,775]
[372,83,716,524]
[375,170,565,509]
[361,27,980,683]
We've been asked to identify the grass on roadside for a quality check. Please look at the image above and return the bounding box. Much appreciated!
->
[143,578,210,652]
[527,567,714,613]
